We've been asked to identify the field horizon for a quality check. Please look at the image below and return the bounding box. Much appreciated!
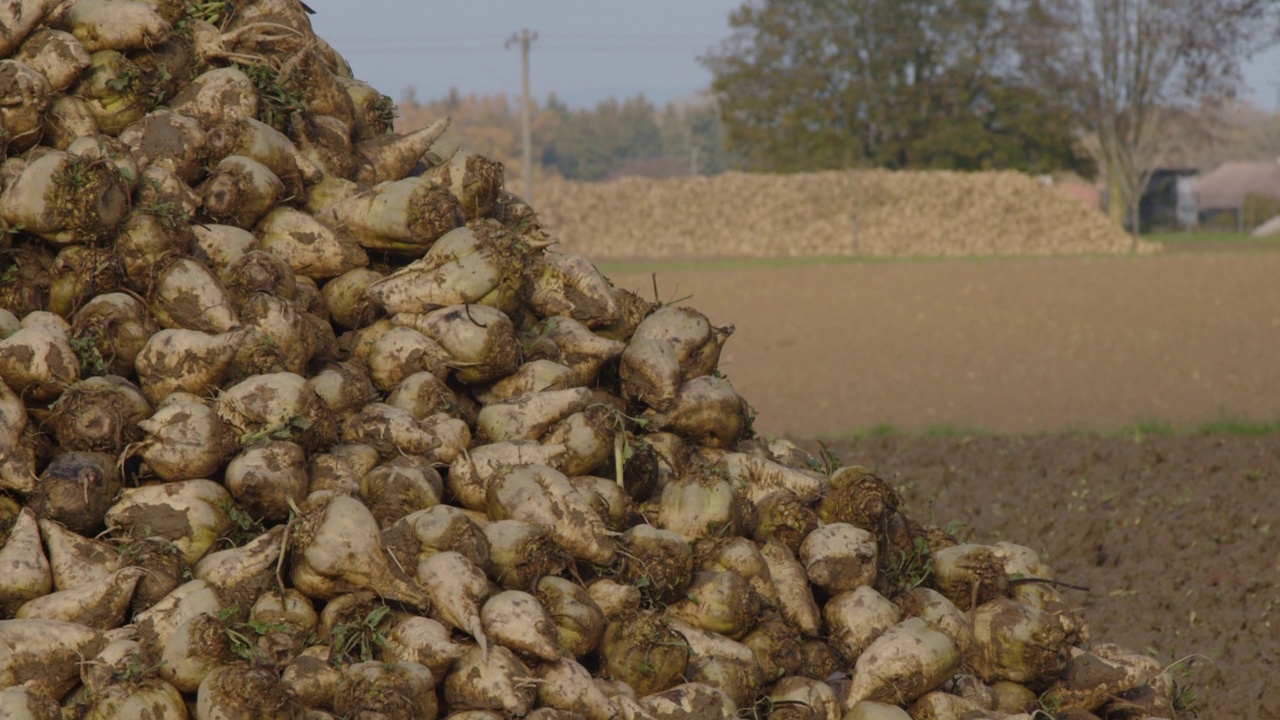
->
[605,246,1280,438]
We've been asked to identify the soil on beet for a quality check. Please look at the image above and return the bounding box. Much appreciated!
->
[818,433,1280,720]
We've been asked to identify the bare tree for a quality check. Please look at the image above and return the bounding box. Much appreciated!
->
[1147,102,1280,170]
[1232,105,1280,161]
[1022,0,1279,244]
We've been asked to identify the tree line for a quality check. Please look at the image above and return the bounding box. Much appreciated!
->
[705,0,1280,234]
[400,0,1280,232]
[396,89,735,188]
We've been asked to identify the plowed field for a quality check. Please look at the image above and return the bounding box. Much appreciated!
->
[606,246,1280,718]
[605,249,1280,438]
[825,434,1279,720]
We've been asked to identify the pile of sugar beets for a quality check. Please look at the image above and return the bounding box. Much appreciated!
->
[0,2,1183,719]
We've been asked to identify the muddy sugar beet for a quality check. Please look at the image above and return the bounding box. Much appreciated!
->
[0,1,1178,717]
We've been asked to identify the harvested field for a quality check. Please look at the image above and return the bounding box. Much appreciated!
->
[536,170,1161,259]
[607,246,1280,718]
[604,249,1280,438]
[6,0,1258,716]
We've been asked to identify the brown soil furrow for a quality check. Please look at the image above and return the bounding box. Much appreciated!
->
[825,434,1280,720]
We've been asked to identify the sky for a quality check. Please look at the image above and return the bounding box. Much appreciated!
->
[309,0,741,108]
[308,1,1280,111]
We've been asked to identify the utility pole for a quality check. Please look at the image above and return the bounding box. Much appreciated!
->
[507,29,538,204]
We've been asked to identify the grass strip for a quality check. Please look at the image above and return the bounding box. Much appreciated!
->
[594,241,1280,275]
[1146,231,1280,245]
[821,416,1280,441]
[597,252,1155,275]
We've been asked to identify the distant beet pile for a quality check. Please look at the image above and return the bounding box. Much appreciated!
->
[535,171,1160,261]
[0,1,1180,718]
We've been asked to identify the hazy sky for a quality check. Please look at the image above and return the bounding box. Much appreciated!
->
[309,1,1280,110]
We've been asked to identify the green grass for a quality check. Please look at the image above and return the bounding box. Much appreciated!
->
[1098,417,1280,438]
[827,416,1280,440]
[1146,231,1280,245]
[923,424,999,438]
[852,423,899,438]
[597,255,878,274]
[829,423,1003,440]
[593,231,1280,275]
[1193,417,1280,436]
[596,249,1154,275]
[1104,419,1177,437]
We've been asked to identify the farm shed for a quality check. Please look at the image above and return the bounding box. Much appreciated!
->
[1136,167,1197,232]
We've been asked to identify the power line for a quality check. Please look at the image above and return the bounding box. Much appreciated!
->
[338,44,715,56]
[335,47,508,55]
[541,45,714,53]
[329,32,719,56]
[328,33,722,43]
